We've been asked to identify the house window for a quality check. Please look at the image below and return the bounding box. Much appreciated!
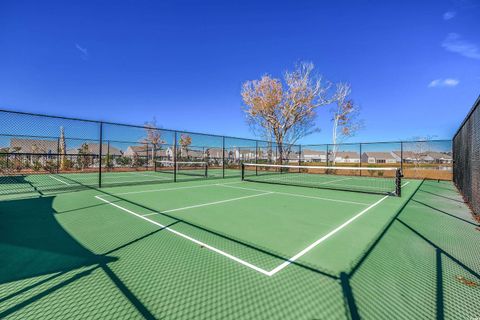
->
[377,159,386,164]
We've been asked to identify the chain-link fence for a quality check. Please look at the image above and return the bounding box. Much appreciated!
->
[453,96,480,215]
[302,140,452,180]
[0,109,453,196]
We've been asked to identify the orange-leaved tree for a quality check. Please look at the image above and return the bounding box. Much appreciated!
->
[142,118,165,163]
[179,134,192,159]
[241,62,335,164]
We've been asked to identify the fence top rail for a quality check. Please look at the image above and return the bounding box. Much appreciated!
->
[0,108,455,148]
[302,139,452,147]
[0,109,266,144]
[453,95,480,140]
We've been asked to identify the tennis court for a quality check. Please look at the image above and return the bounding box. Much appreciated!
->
[1,164,433,319]
[1,111,479,319]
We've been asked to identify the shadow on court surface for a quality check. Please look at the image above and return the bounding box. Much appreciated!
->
[1,180,479,319]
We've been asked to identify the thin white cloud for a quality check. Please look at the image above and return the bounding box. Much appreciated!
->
[428,78,459,88]
[443,11,456,20]
[75,43,89,60]
[441,33,480,59]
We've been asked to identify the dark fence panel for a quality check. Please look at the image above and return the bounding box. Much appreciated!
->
[302,140,452,181]
[0,109,454,198]
[453,96,480,215]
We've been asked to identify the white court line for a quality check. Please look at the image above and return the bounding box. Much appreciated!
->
[68,178,176,186]
[49,175,71,185]
[316,176,354,185]
[95,195,272,276]
[266,195,390,275]
[155,192,273,214]
[140,192,272,217]
[96,191,388,276]
[219,184,370,206]
[127,172,171,181]
[94,177,399,275]
[110,180,243,196]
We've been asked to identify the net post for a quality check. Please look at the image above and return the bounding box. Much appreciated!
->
[99,122,103,188]
[395,168,402,197]
[241,163,245,181]
[205,161,208,178]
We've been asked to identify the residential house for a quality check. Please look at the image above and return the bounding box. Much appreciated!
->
[392,151,452,164]
[426,152,452,164]
[10,138,58,154]
[66,143,122,156]
[361,152,398,164]
[330,151,360,163]
[235,148,256,161]
[302,149,327,162]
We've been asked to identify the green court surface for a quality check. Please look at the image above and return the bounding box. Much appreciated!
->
[1,176,479,319]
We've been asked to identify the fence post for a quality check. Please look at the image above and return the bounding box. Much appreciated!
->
[298,145,302,173]
[222,136,225,178]
[145,142,149,171]
[99,122,103,188]
[327,144,330,166]
[173,131,177,182]
[400,141,403,173]
[57,137,60,174]
[255,141,258,175]
[359,143,362,176]
[107,141,110,172]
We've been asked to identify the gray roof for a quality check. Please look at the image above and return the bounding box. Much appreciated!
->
[333,151,360,158]
[303,149,327,156]
[67,143,122,155]
[10,138,58,153]
[363,152,396,160]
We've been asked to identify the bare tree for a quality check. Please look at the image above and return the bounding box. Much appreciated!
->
[142,118,165,164]
[408,135,437,177]
[330,83,363,164]
[241,62,334,164]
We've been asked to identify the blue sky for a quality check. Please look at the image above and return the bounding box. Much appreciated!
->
[1,0,479,144]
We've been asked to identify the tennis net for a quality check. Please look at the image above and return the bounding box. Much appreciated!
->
[154,161,208,178]
[241,163,402,196]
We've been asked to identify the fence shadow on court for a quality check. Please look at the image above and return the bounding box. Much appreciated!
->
[345,180,480,319]
[1,179,479,319]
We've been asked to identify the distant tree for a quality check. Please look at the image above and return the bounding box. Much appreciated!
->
[30,143,43,169]
[408,135,437,175]
[77,143,92,169]
[330,83,363,164]
[142,118,165,163]
[242,62,336,164]
[132,152,141,168]
[116,156,132,167]
[59,126,68,170]
[179,134,192,159]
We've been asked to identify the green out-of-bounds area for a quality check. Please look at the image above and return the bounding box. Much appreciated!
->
[1,177,479,319]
